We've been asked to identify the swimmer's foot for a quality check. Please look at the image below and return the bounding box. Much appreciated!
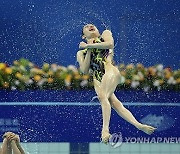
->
[137,124,156,135]
[101,130,112,144]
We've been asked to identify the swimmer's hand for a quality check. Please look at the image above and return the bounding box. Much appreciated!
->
[3,132,16,140]
[79,41,87,49]
[9,134,20,143]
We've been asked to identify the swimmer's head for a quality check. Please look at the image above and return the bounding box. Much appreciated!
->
[82,24,100,40]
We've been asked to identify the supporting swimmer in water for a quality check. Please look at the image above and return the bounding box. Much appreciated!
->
[77,24,156,144]
[0,132,25,154]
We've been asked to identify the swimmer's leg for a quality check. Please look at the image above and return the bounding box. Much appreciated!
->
[94,78,112,144]
[93,65,120,143]
[109,94,156,135]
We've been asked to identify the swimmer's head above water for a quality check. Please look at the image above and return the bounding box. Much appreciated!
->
[82,24,100,40]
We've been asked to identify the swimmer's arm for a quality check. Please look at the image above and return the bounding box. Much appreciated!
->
[87,30,114,49]
[77,49,91,74]
[16,142,25,154]
[1,138,12,154]
[11,140,21,154]
[10,134,25,154]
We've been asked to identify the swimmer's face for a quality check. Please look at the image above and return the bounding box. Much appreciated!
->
[82,24,100,39]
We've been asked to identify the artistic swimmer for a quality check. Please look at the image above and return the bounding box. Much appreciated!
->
[77,24,156,144]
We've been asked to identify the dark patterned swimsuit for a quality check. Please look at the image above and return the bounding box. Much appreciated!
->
[83,37,110,82]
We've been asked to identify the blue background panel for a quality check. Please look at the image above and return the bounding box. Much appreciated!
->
[0,90,180,103]
[0,102,179,142]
